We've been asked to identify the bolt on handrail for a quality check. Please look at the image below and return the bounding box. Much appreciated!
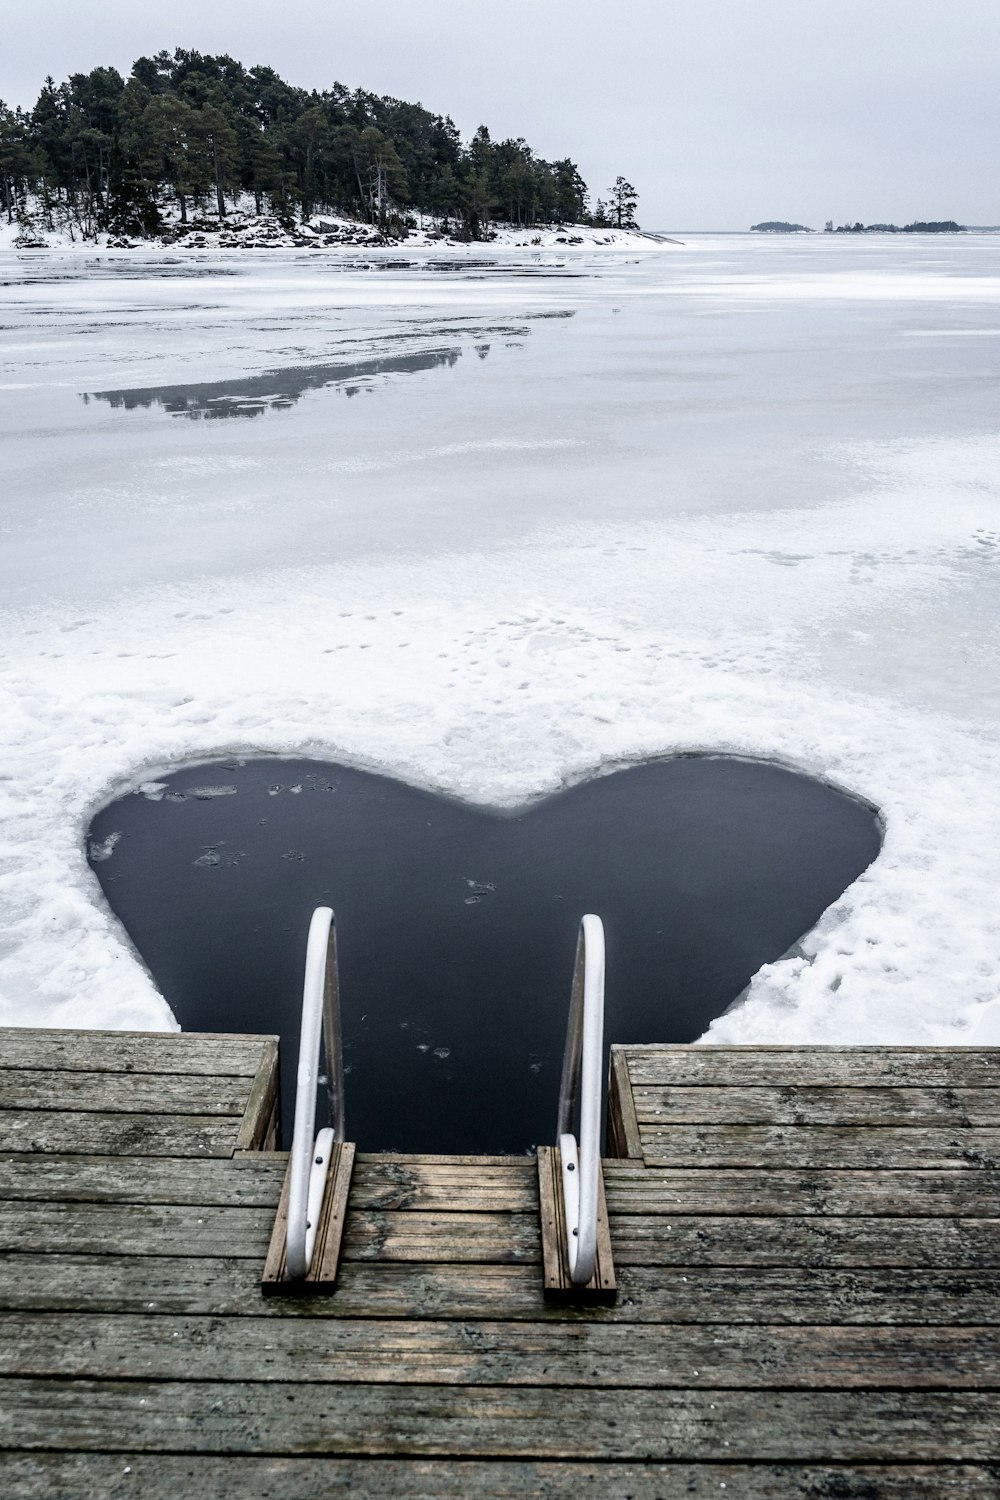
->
[556,913,605,1286]
[285,906,346,1280]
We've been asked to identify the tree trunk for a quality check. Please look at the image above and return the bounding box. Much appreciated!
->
[354,164,369,220]
[80,146,93,226]
[212,135,226,218]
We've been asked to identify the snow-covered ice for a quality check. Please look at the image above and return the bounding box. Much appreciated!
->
[1,235,998,1043]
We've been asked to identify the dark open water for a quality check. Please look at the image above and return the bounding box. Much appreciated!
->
[87,756,881,1154]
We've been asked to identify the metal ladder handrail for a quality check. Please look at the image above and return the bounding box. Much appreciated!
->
[285,906,346,1280]
[556,913,605,1286]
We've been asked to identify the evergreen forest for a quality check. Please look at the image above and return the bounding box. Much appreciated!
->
[0,49,639,240]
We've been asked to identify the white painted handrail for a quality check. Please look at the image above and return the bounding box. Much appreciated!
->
[285,906,346,1280]
[556,913,605,1286]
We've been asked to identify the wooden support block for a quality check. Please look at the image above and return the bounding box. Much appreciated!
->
[606,1045,643,1159]
[234,1038,281,1153]
[537,1145,616,1304]
[261,1141,355,1296]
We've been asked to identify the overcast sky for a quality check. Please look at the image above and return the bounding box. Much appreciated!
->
[4,0,998,228]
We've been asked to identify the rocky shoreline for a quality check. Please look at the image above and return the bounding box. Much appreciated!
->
[3,206,669,254]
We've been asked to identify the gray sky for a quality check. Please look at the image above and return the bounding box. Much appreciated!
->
[4,0,998,228]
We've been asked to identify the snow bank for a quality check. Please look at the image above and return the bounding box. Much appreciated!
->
[2,452,999,1043]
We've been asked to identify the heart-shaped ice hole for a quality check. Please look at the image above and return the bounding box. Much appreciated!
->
[87,755,881,1154]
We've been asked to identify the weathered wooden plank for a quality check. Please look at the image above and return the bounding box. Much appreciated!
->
[233,1037,280,1152]
[4,1456,994,1500]
[0,1201,273,1257]
[346,1160,1000,1216]
[5,1155,998,1218]
[343,1209,541,1264]
[2,1255,998,1324]
[0,1150,522,1212]
[2,1380,997,1460]
[638,1125,1000,1170]
[607,1046,642,1158]
[0,1070,250,1117]
[603,1167,1000,1217]
[3,1313,998,1389]
[0,1152,535,1212]
[0,1029,270,1076]
[0,1154,289,1206]
[2,1201,993,1268]
[352,1154,537,1165]
[537,1145,615,1301]
[349,1158,539,1212]
[633,1085,1000,1126]
[0,1111,244,1158]
[610,1215,1000,1267]
[624,1047,1000,1089]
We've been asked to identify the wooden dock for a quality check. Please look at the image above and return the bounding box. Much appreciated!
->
[1,1028,998,1497]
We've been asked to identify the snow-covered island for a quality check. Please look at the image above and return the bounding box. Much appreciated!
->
[751,221,813,232]
[1,50,651,252]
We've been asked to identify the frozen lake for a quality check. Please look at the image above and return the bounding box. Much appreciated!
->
[1,235,998,1046]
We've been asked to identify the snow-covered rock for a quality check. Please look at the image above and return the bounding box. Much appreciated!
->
[0,197,668,254]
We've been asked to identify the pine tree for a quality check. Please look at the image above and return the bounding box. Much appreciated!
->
[553,159,587,224]
[12,52,600,239]
[141,95,207,224]
[200,100,239,218]
[0,103,36,221]
[608,176,638,230]
[352,126,408,226]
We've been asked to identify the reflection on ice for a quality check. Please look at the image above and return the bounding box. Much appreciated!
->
[86,345,468,418]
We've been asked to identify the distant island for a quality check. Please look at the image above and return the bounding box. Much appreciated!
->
[824,220,964,234]
[753,219,970,235]
[751,221,813,232]
[0,48,641,246]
